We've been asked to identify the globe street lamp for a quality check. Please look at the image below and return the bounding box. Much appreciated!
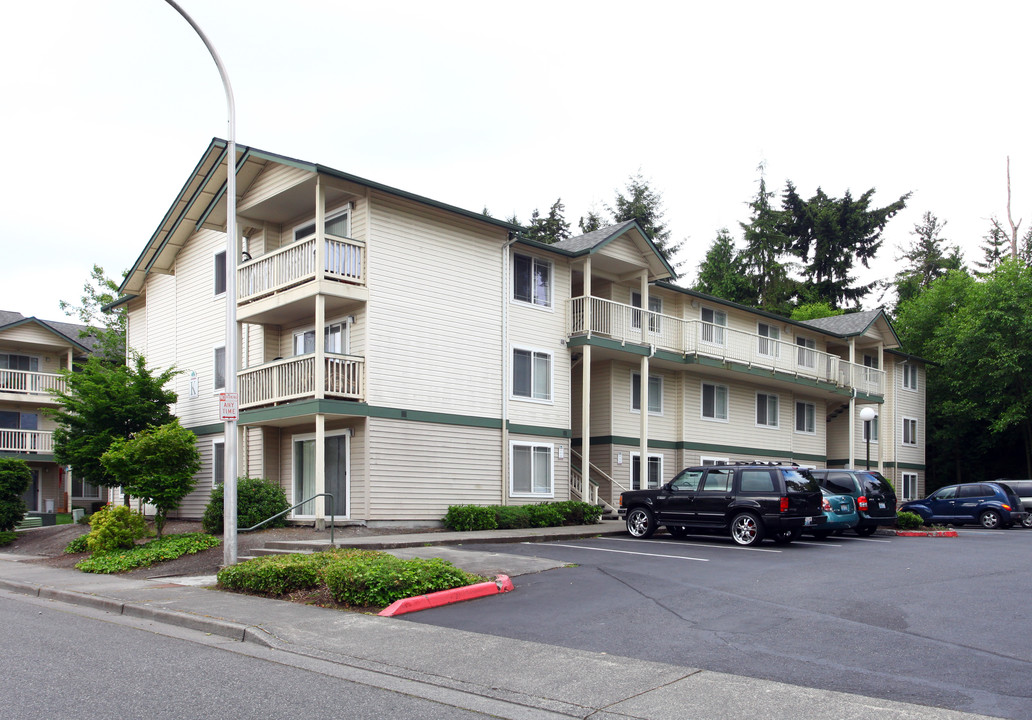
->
[859,406,878,471]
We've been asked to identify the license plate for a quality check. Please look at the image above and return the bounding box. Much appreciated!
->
[879,502,886,509]
[804,516,814,526]
[840,504,849,512]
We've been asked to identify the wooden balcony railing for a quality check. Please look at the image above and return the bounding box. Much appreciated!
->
[0,429,53,453]
[569,296,885,396]
[237,234,365,304]
[0,370,65,397]
[238,353,365,409]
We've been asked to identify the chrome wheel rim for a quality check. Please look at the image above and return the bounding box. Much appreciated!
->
[981,512,1000,529]
[627,510,649,537]
[732,516,757,544]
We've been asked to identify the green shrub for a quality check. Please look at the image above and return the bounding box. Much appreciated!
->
[75,533,220,573]
[0,530,17,547]
[494,505,531,529]
[64,533,91,554]
[203,477,290,535]
[0,458,32,532]
[442,505,497,531]
[86,505,150,553]
[322,554,486,607]
[896,511,924,530]
[525,504,564,528]
[549,500,603,525]
[216,550,362,595]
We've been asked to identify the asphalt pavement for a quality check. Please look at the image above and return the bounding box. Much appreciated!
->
[0,521,998,720]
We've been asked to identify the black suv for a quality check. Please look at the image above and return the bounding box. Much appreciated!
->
[808,469,897,536]
[618,462,825,546]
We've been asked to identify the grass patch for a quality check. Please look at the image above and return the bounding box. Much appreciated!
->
[217,549,488,610]
[75,533,220,574]
[56,513,73,525]
[0,530,17,547]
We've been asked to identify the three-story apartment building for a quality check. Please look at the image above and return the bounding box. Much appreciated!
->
[113,140,926,525]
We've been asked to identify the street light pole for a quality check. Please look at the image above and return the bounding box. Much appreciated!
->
[163,1,238,566]
[859,406,877,471]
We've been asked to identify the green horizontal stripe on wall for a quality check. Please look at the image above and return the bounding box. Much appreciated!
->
[0,452,55,463]
[576,436,825,463]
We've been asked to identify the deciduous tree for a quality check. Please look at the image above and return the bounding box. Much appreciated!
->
[60,265,127,366]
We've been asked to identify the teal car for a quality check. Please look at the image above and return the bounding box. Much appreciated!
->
[806,488,858,539]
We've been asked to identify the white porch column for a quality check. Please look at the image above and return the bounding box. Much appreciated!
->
[848,338,856,468]
[581,257,592,495]
[877,342,884,473]
[639,272,649,485]
[315,412,326,530]
[315,294,326,400]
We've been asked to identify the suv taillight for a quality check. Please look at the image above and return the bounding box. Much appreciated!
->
[780,496,789,513]
[858,495,868,511]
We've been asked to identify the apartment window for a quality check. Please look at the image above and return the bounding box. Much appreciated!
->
[212,439,225,487]
[511,442,553,496]
[70,476,100,499]
[513,348,551,401]
[631,453,663,491]
[631,373,663,414]
[214,250,227,296]
[757,323,780,357]
[902,364,919,391]
[700,456,730,466]
[701,383,729,421]
[0,354,39,371]
[795,401,816,434]
[294,208,351,242]
[631,292,662,332]
[214,346,226,392]
[863,416,880,443]
[796,336,816,369]
[902,472,918,500]
[902,417,918,446]
[756,392,779,428]
[701,307,727,345]
[513,253,552,308]
[293,322,349,356]
[863,354,879,369]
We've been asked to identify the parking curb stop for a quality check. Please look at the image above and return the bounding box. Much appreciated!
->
[378,574,514,617]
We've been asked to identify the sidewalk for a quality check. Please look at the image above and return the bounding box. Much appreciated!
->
[0,524,994,720]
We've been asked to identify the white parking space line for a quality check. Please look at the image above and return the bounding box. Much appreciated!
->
[536,542,711,562]
[791,540,843,547]
[841,537,893,543]
[603,537,782,553]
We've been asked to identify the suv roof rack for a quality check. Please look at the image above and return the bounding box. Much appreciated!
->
[711,460,800,467]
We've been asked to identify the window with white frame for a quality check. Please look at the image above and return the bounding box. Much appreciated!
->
[796,336,816,369]
[510,442,553,496]
[631,291,662,332]
[756,392,779,428]
[902,472,918,500]
[902,417,918,446]
[631,453,663,490]
[701,456,730,466]
[902,363,919,391]
[863,353,879,369]
[212,438,225,487]
[631,373,663,414]
[293,321,349,356]
[757,322,780,357]
[701,382,729,421]
[512,348,552,401]
[701,306,727,345]
[0,354,39,372]
[214,250,227,296]
[71,475,100,499]
[863,416,880,443]
[213,346,226,392]
[294,207,351,242]
[795,401,816,434]
[513,253,552,308]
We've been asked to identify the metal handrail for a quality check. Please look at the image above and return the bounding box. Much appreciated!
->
[240,492,335,545]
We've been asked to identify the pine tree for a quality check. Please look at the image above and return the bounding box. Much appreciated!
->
[523,198,571,244]
[608,172,685,267]
[739,171,795,313]
[578,208,606,235]
[893,212,964,305]
[692,228,756,304]
[975,218,1010,276]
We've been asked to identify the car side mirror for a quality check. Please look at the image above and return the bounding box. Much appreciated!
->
[664,482,675,491]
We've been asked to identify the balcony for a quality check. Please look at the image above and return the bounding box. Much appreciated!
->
[0,369,65,402]
[236,234,368,324]
[238,353,365,410]
[569,296,884,397]
[0,429,53,454]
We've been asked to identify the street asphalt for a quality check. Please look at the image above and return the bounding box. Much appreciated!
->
[0,521,997,720]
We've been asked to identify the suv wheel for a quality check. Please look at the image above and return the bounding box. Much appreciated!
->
[667,525,689,539]
[772,528,801,544]
[626,507,657,538]
[730,512,764,546]
[854,525,877,537]
[980,510,1001,529]
[1023,514,1032,529]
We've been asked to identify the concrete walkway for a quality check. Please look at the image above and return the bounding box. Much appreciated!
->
[0,523,995,720]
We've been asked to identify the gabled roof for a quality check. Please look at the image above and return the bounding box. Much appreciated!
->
[0,311,94,354]
[799,308,901,347]
[118,139,522,299]
[540,220,677,281]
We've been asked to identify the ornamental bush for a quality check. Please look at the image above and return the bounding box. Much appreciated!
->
[86,505,150,553]
[896,511,924,530]
[75,533,220,573]
[0,530,17,547]
[203,477,290,535]
[445,501,602,531]
[0,458,32,532]
[525,503,565,528]
[321,554,485,607]
[64,533,91,554]
[216,550,361,595]
[494,505,532,529]
[442,505,497,531]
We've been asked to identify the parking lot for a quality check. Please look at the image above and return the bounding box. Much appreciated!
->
[404,527,1032,720]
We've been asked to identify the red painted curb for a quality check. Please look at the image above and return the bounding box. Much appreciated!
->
[378,574,514,617]
[895,530,958,537]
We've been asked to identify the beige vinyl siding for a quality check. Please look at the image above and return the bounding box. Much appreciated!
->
[365,192,507,417]
[238,164,312,216]
[610,363,677,442]
[172,432,220,520]
[127,302,147,358]
[0,324,73,348]
[597,235,648,266]
[893,361,925,467]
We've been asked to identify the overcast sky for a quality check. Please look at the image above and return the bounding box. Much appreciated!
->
[2,0,1029,322]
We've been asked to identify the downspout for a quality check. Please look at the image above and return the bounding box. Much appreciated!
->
[500,232,519,506]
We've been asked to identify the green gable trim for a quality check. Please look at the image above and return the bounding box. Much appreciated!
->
[574,435,826,463]
[827,460,925,471]
[185,423,227,438]
[195,148,256,232]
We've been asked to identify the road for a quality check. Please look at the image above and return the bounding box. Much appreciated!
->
[0,593,497,720]
[403,527,1032,720]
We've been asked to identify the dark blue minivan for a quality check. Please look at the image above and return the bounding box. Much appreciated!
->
[900,482,1027,528]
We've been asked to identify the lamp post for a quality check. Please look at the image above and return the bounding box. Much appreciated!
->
[859,406,877,471]
[163,0,239,566]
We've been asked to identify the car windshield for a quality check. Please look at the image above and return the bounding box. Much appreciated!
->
[859,472,895,496]
[784,469,819,493]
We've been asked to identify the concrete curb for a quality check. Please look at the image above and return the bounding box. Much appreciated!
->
[379,574,515,616]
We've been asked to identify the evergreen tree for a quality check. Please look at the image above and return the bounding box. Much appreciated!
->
[781,183,910,309]
[739,171,795,313]
[692,228,756,304]
[974,218,1010,276]
[578,208,606,235]
[523,198,571,244]
[608,172,685,267]
[893,212,964,305]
